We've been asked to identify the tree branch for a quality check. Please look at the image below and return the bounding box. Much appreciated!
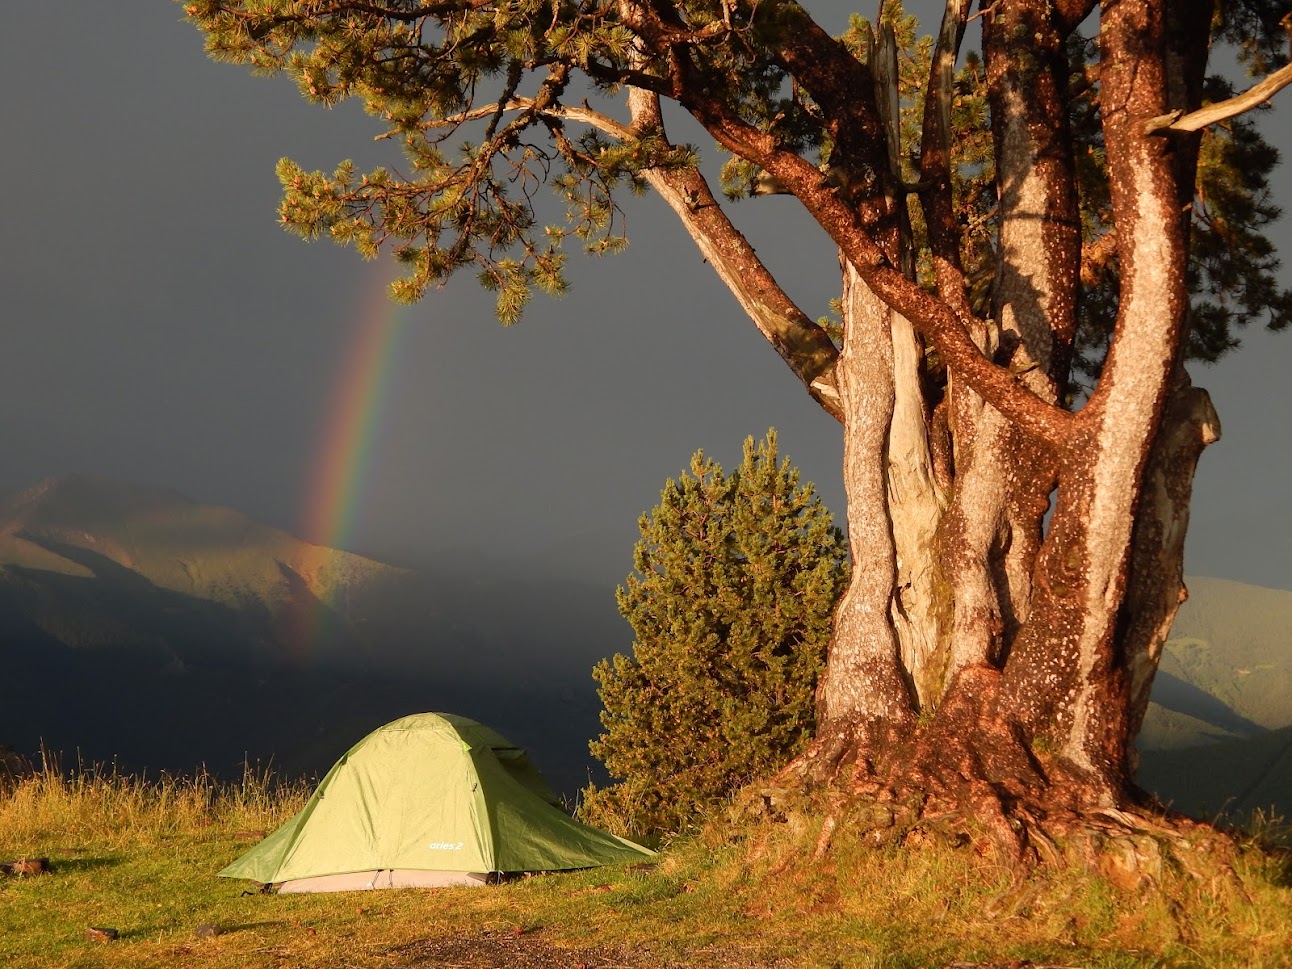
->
[1053,0,1099,34]
[1144,60,1292,133]
[620,84,843,419]
[376,97,633,139]
[917,0,974,318]
[732,5,1076,448]
[691,99,1075,447]
[412,75,844,419]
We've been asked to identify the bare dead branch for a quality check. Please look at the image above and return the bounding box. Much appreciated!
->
[621,84,843,418]
[376,99,635,141]
[1145,61,1292,133]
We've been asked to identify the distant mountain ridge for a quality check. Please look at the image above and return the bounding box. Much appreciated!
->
[0,474,626,795]
[0,473,406,668]
[1139,577,1292,748]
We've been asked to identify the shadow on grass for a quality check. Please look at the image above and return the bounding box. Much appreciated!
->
[115,919,286,942]
[212,921,286,934]
[1262,847,1292,888]
[50,856,121,873]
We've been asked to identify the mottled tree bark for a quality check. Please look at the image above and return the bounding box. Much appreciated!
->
[769,0,1221,851]
[998,0,1197,800]
[812,263,916,764]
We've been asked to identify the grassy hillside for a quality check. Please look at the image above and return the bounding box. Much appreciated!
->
[2,768,1290,968]
[1153,577,1292,732]
[1136,576,1292,820]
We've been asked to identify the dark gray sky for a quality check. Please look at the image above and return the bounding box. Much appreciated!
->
[1,3,1288,592]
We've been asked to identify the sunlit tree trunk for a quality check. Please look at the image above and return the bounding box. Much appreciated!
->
[812,263,915,765]
[793,0,1221,844]
[997,0,1198,800]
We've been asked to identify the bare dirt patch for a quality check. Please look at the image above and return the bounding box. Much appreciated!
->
[393,930,790,968]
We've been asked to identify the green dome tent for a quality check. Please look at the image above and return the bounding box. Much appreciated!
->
[219,713,653,892]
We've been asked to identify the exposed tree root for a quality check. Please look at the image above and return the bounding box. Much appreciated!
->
[741,777,1249,902]
[746,669,1247,883]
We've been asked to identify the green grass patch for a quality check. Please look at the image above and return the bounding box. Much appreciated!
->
[3,767,1290,968]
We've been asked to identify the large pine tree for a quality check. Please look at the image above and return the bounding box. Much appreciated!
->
[182,0,1291,864]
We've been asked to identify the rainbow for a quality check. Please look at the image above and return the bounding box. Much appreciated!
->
[300,270,410,555]
[286,269,412,658]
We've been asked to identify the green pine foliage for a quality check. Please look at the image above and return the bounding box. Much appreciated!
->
[583,431,848,838]
[182,1,1290,365]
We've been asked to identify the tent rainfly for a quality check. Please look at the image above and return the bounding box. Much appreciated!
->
[219,713,653,892]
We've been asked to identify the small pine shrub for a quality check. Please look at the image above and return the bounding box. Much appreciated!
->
[584,431,848,837]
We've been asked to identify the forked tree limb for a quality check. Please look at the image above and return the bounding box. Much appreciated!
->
[624,88,845,419]
[749,14,1076,448]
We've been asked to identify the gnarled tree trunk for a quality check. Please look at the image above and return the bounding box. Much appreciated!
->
[769,0,1223,861]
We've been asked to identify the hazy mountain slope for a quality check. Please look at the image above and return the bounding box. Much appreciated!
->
[1,473,400,617]
[1135,576,1292,820]
[1159,594,1292,730]
[1139,668,1263,751]
[1139,724,1292,821]
[1139,577,1292,750]
[1137,704,1244,753]
[0,474,624,795]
